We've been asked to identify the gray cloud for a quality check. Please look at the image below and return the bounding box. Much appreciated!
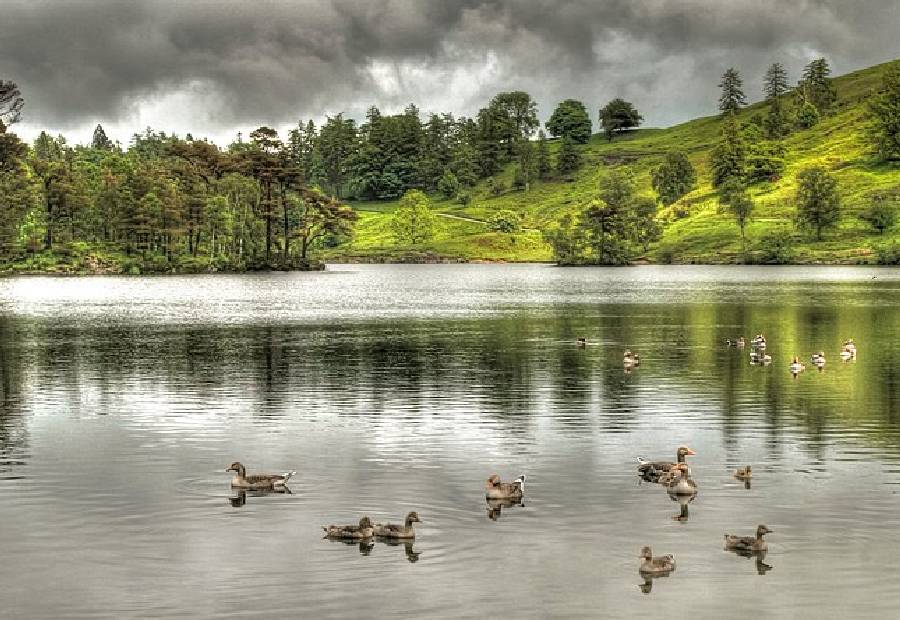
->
[2,0,899,144]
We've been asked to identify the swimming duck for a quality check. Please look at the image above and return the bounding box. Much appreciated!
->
[812,351,826,366]
[734,465,752,481]
[639,546,676,575]
[789,357,805,374]
[373,511,420,539]
[750,350,772,364]
[843,339,857,356]
[725,337,746,348]
[724,524,773,553]
[751,334,767,349]
[576,337,587,347]
[225,461,296,490]
[322,516,375,540]
[485,474,526,500]
[667,463,698,497]
[623,350,641,368]
[637,446,695,482]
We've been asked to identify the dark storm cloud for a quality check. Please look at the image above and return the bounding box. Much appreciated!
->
[2,0,899,140]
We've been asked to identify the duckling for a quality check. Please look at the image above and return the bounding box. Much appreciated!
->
[637,446,696,483]
[734,465,752,481]
[225,461,295,490]
[322,516,374,540]
[724,524,773,553]
[373,511,420,539]
[789,357,805,374]
[485,474,526,500]
[666,463,698,497]
[812,351,826,366]
[639,546,676,575]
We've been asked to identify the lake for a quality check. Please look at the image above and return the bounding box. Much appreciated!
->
[1,264,899,619]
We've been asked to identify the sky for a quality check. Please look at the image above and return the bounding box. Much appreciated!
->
[3,0,900,146]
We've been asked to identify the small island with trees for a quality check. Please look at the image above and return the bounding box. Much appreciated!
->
[1,56,899,274]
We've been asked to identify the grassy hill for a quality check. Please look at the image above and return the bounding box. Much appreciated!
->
[329,59,900,264]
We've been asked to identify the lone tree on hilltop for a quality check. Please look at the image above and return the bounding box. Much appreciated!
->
[719,68,747,115]
[599,98,643,141]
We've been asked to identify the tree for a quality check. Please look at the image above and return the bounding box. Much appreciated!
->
[294,188,357,260]
[391,189,438,244]
[718,68,747,115]
[861,194,897,234]
[763,96,790,139]
[651,150,696,206]
[536,131,552,180]
[92,124,113,150]
[599,98,643,141]
[450,142,479,188]
[763,63,789,101]
[795,97,820,129]
[318,114,356,198]
[870,65,900,161]
[795,166,840,240]
[489,91,539,149]
[515,139,537,191]
[744,124,786,182]
[488,210,522,233]
[546,99,591,144]
[631,195,662,252]
[0,81,24,129]
[437,169,459,198]
[556,135,582,174]
[719,178,754,248]
[799,58,836,112]
[710,115,747,187]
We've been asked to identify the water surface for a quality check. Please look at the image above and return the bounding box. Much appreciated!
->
[1,265,899,618]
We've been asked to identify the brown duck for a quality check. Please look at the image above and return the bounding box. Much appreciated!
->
[485,474,526,500]
[226,461,295,490]
[373,512,420,539]
[734,465,752,481]
[322,516,374,540]
[666,463,698,497]
[637,446,695,482]
[639,546,676,574]
[724,525,773,553]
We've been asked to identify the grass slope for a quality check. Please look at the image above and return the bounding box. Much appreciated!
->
[331,59,900,264]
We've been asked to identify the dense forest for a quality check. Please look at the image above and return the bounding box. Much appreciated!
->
[1,56,899,273]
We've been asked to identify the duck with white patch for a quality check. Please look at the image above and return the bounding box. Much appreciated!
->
[225,461,295,490]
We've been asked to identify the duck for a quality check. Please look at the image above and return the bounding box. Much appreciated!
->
[637,446,695,482]
[734,465,752,481]
[373,511,420,539]
[623,350,641,368]
[843,339,857,356]
[639,546,676,575]
[225,461,295,490]
[485,474,526,500]
[750,350,772,364]
[322,516,374,540]
[789,357,805,374]
[751,334,767,349]
[576,337,587,347]
[724,524,773,553]
[811,351,826,366]
[666,463,698,497]
[725,337,746,348]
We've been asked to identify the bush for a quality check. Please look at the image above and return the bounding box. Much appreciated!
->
[456,192,472,206]
[796,99,820,129]
[488,210,522,233]
[437,170,459,199]
[755,229,795,264]
[874,241,900,264]
[861,194,897,234]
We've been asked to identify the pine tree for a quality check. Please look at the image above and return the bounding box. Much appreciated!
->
[799,58,836,112]
[763,63,789,100]
[870,65,900,161]
[92,124,113,150]
[796,166,840,240]
[536,130,552,179]
[651,150,696,206]
[719,68,748,115]
[556,135,582,175]
[763,96,790,139]
[710,115,747,187]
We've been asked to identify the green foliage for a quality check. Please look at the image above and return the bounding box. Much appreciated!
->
[710,115,747,187]
[874,241,900,264]
[744,129,786,182]
[631,195,662,252]
[763,97,791,139]
[795,166,841,240]
[795,98,821,129]
[870,65,900,160]
[546,99,591,144]
[719,68,747,114]
[488,210,522,233]
[754,229,795,264]
[390,190,438,244]
[556,135,582,175]
[719,178,754,245]
[763,63,790,101]
[799,58,837,112]
[599,98,643,141]
[91,124,113,150]
[860,194,897,233]
[437,169,459,198]
[536,131,552,180]
[651,150,696,206]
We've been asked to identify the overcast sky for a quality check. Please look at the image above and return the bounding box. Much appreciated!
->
[3,0,900,146]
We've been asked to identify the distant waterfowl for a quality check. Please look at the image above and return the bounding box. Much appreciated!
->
[374,511,420,539]
[734,465,752,481]
[485,474,526,500]
[623,350,641,368]
[724,525,773,553]
[812,351,826,366]
[725,337,746,348]
[842,339,857,358]
[323,516,374,540]
[639,546,676,575]
[225,461,296,490]
[750,350,772,364]
[576,337,587,347]
[666,463,698,497]
[789,357,805,374]
[751,334,767,349]
[637,446,695,482]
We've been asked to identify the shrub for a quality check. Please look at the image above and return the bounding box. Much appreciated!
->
[488,210,522,233]
[861,194,897,234]
[874,241,900,264]
[437,170,459,199]
[755,229,795,264]
[456,192,472,206]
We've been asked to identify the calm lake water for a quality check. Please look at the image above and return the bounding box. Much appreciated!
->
[1,264,900,619]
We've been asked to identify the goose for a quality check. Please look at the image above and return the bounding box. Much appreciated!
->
[639,546,676,575]
[374,511,420,539]
[843,339,857,355]
[734,465,752,481]
[576,337,587,347]
[666,463,698,497]
[323,516,374,540]
[724,525,773,553]
[637,446,695,482]
[789,357,805,374]
[812,351,826,366]
[225,461,295,490]
[623,350,641,368]
[750,351,772,364]
[485,474,526,500]
[751,334,767,349]
[725,337,746,348]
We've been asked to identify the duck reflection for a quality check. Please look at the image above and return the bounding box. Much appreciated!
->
[325,536,375,556]
[638,572,672,594]
[728,547,773,575]
[486,497,524,521]
[379,539,421,563]
[669,493,694,522]
[227,486,292,507]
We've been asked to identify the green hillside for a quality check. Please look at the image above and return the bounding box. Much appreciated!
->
[330,59,900,264]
